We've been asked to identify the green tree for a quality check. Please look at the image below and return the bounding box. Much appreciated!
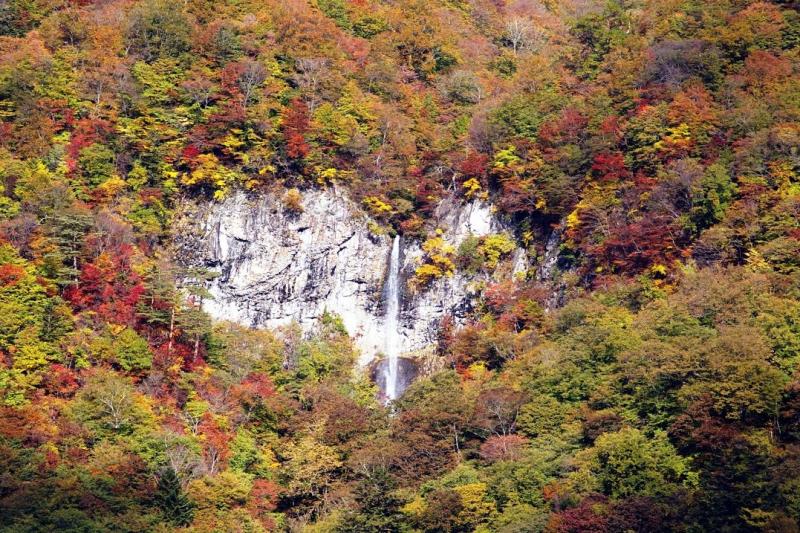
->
[689,162,737,233]
[156,468,195,527]
[78,143,116,188]
[126,0,192,62]
[70,370,155,436]
[570,427,696,499]
[114,327,153,372]
[317,0,351,30]
[41,208,94,287]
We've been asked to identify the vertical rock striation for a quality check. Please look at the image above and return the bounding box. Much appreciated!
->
[175,187,531,371]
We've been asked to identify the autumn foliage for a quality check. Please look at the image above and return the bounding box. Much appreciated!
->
[0,0,799,530]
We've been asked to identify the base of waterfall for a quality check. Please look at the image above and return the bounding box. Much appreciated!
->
[370,356,419,403]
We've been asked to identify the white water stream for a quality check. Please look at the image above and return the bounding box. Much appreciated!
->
[382,236,402,401]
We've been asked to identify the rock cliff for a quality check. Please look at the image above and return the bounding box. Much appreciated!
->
[174,187,530,368]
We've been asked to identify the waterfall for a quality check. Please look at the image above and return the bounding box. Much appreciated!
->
[382,236,402,401]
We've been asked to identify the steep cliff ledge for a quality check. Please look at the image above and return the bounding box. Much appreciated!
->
[174,187,529,368]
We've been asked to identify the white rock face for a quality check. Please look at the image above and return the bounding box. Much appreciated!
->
[177,188,523,367]
[437,196,499,244]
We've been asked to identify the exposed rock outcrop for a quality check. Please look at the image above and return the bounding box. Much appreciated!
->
[174,187,528,368]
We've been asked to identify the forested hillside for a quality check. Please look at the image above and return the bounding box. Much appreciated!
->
[1,0,800,531]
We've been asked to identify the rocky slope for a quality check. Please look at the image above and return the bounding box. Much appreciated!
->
[174,187,531,368]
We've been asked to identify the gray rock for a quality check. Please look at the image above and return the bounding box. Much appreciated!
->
[175,187,529,368]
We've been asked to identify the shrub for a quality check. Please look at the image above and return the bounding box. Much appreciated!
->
[479,233,516,270]
[362,196,393,217]
[282,188,304,214]
[456,233,516,273]
[412,234,456,288]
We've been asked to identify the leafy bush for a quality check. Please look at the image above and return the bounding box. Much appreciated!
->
[456,233,516,274]
[412,234,456,288]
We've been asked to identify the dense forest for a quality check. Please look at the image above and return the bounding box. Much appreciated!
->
[1,0,800,531]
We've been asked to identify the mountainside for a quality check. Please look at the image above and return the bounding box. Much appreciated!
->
[1,0,800,531]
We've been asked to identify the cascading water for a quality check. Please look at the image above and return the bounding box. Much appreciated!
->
[382,236,402,401]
